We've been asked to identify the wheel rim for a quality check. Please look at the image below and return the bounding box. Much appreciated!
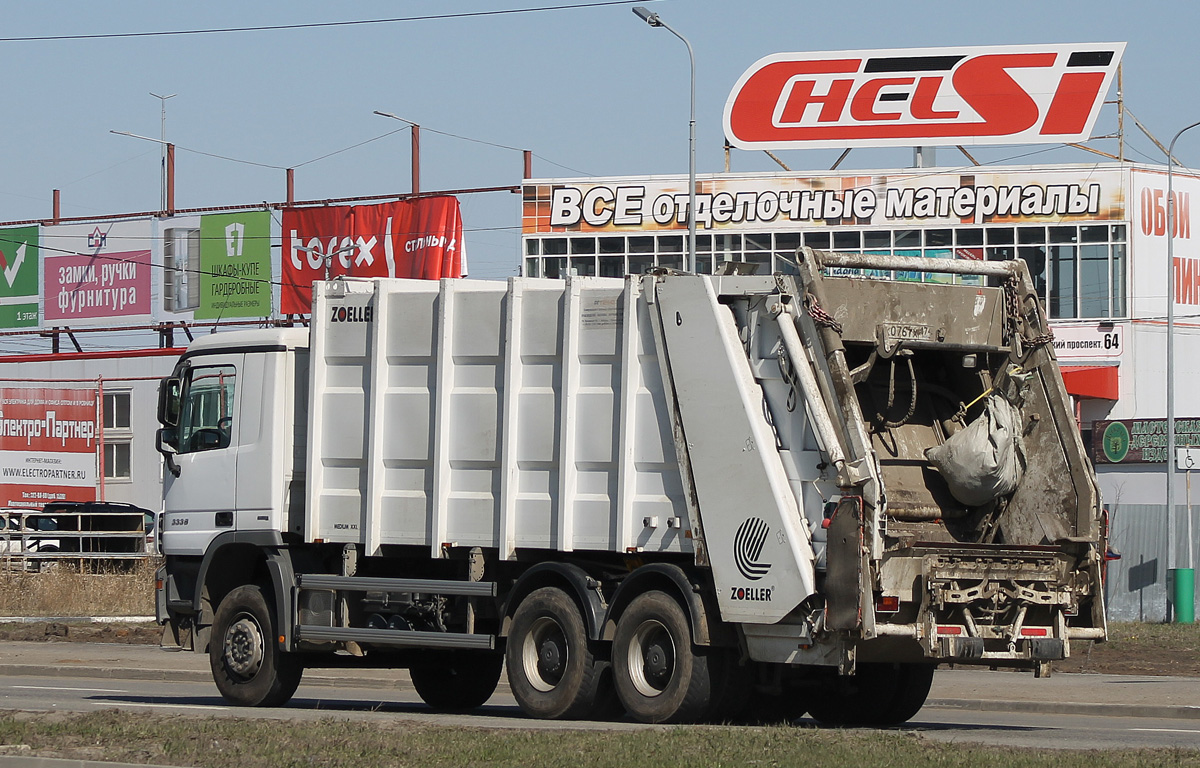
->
[223,612,265,681]
[626,619,675,698]
[522,616,568,693]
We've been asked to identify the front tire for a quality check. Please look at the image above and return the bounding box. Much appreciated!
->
[410,650,504,711]
[506,587,605,719]
[612,591,713,724]
[210,584,302,707]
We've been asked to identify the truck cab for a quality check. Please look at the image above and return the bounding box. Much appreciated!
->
[157,328,308,556]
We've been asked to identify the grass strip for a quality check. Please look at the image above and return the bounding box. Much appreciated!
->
[1,710,1198,768]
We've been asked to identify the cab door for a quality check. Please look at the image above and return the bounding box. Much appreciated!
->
[161,356,241,556]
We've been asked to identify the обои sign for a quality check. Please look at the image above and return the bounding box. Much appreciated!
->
[724,43,1125,150]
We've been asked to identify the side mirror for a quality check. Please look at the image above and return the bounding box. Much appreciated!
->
[156,428,181,478]
[158,376,182,427]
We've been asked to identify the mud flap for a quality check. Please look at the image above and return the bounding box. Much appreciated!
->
[825,497,864,630]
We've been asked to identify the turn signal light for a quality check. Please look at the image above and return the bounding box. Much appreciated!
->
[875,595,900,613]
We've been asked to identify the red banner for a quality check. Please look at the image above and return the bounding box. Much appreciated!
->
[0,388,98,506]
[281,197,464,314]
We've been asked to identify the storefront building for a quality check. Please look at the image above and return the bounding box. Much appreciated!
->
[521,161,1200,621]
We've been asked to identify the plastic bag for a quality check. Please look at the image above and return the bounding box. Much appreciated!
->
[926,393,1025,507]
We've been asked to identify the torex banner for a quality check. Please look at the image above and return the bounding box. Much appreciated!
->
[0,387,98,506]
[724,43,1125,150]
[281,197,464,314]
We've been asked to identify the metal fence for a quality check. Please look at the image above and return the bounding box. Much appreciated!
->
[1102,503,1200,623]
[1,508,152,571]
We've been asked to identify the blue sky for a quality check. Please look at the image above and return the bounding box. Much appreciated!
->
[1,0,1196,279]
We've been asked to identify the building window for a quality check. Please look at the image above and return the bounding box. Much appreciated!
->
[102,391,133,481]
[104,442,131,480]
[103,392,130,430]
[522,223,1128,320]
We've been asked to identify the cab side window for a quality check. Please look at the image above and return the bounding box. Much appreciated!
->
[177,365,237,454]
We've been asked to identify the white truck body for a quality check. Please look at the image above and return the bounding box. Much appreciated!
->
[156,249,1106,724]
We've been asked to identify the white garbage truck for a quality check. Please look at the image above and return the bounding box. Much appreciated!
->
[154,247,1106,725]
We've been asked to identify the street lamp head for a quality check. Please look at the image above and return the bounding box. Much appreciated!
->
[110,129,170,146]
[632,6,662,26]
[374,110,418,127]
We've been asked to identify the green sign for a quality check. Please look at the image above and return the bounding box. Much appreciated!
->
[1101,421,1130,463]
[197,212,271,319]
[0,226,39,328]
[1093,418,1200,464]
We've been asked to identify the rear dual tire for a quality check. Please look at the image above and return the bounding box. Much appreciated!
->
[612,591,713,724]
[506,587,613,719]
[805,662,934,726]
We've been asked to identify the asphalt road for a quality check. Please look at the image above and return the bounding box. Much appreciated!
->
[2,670,1200,750]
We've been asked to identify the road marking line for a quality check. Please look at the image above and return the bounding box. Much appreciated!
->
[1129,728,1200,734]
[10,686,127,693]
[117,702,229,711]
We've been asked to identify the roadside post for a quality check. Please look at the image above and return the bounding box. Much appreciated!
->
[1175,447,1198,622]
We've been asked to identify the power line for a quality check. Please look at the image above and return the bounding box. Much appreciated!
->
[0,2,645,43]
[293,127,409,169]
[408,123,595,176]
[175,146,286,171]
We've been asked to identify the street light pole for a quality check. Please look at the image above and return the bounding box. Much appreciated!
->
[295,242,360,282]
[633,7,696,273]
[1167,119,1200,622]
[110,130,176,215]
[150,93,176,211]
[374,111,421,195]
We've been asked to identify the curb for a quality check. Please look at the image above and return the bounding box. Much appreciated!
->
[0,618,156,625]
[0,757,178,768]
[0,665,211,685]
[925,697,1200,721]
[0,663,518,696]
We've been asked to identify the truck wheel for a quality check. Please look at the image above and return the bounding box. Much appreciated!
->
[506,587,605,719]
[706,651,756,723]
[806,663,934,726]
[410,650,504,711]
[879,663,935,724]
[612,590,712,723]
[209,584,302,707]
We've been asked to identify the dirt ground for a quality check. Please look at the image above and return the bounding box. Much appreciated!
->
[1054,641,1200,676]
[1055,625,1200,676]
[0,621,162,645]
[0,620,1193,676]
